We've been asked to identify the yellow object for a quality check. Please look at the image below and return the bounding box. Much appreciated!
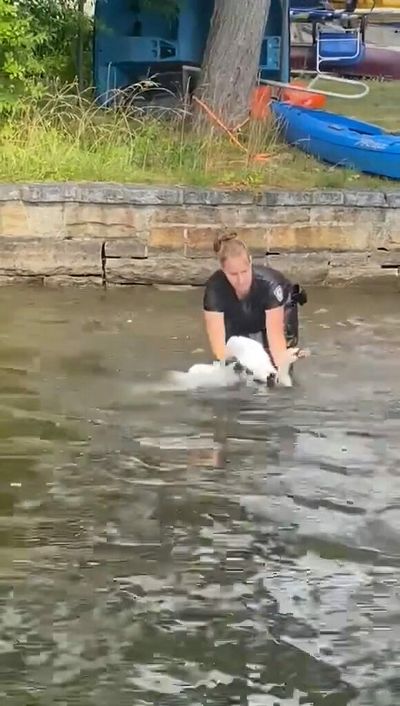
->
[372,0,400,5]
[332,0,400,8]
[360,0,400,6]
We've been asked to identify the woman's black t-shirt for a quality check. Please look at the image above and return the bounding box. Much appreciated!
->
[203,265,297,346]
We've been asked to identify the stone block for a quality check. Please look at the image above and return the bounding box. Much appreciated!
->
[246,206,311,225]
[151,206,219,226]
[386,192,400,208]
[183,189,255,206]
[0,238,102,276]
[265,252,330,284]
[191,205,312,227]
[372,247,400,266]
[20,183,69,203]
[0,274,44,286]
[343,191,387,208]
[269,250,398,284]
[64,203,138,238]
[0,185,22,202]
[310,205,385,228]
[72,184,129,204]
[149,226,185,253]
[175,205,310,227]
[382,209,400,245]
[0,202,29,237]
[311,191,345,206]
[308,206,348,224]
[267,223,372,251]
[26,204,65,238]
[18,183,182,205]
[104,237,148,258]
[259,190,315,207]
[259,190,349,207]
[43,275,103,287]
[185,226,267,257]
[326,252,393,282]
[105,256,216,285]
[185,227,219,257]
[121,186,183,205]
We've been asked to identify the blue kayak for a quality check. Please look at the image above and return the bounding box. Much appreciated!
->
[271,100,400,180]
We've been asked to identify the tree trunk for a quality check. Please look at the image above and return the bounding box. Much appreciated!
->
[77,0,85,90]
[194,0,271,131]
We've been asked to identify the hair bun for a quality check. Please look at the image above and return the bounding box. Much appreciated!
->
[213,231,237,254]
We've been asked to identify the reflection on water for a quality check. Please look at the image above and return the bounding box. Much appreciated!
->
[0,284,399,706]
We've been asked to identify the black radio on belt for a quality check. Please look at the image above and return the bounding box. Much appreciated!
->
[291,283,308,306]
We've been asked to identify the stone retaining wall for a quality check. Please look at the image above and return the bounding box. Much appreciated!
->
[0,183,400,286]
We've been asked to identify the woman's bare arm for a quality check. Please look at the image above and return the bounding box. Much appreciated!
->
[265,306,288,369]
[204,311,227,360]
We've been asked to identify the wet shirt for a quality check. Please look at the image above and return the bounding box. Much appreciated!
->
[203,265,293,343]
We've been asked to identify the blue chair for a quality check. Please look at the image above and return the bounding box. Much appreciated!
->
[315,26,366,70]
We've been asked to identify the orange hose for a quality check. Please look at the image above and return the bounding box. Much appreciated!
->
[193,95,246,151]
[192,95,271,163]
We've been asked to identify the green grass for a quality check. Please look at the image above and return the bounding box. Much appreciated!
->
[326,77,400,131]
[0,80,399,190]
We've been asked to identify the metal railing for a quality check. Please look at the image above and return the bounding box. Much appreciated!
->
[259,71,370,99]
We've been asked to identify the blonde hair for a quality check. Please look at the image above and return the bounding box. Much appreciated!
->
[213,232,250,266]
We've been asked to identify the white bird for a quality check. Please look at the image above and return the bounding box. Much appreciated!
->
[226,335,304,387]
[169,336,307,390]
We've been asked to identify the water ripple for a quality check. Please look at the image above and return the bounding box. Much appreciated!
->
[0,285,399,705]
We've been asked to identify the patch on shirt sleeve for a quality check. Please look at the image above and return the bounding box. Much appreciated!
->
[273,284,284,303]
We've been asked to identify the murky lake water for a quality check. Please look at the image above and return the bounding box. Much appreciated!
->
[0,283,399,706]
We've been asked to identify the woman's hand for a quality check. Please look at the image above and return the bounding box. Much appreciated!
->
[295,348,310,358]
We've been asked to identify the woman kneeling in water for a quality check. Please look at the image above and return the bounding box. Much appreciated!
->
[203,232,308,370]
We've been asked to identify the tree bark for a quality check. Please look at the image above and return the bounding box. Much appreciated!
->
[194,0,271,131]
